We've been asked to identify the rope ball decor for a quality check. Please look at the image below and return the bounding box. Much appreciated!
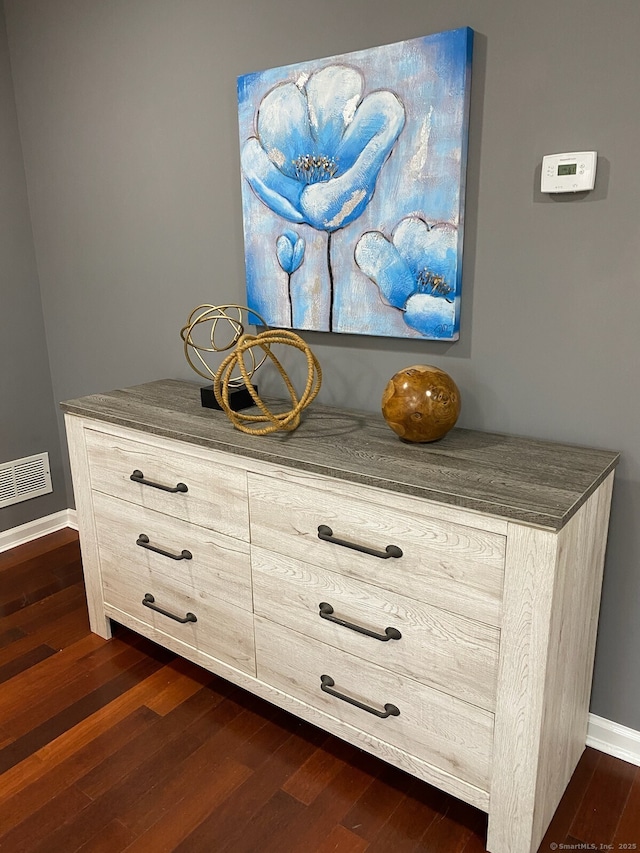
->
[213,328,322,435]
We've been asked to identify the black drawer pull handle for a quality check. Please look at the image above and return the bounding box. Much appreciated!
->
[142,593,197,623]
[130,469,188,494]
[320,675,400,719]
[317,525,402,559]
[136,534,192,561]
[318,602,402,641]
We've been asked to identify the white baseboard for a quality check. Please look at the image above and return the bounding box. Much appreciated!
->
[1,512,639,768]
[0,509,78,553]
[587,713,640,767]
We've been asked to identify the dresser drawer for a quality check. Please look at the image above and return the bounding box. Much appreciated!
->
[248,473,505,627]
[93,493,255,674]
[85,427,249,541]
[252,547,500,711]
[93,491,252,611]
[255,616,493,791]
[102,569,255,675]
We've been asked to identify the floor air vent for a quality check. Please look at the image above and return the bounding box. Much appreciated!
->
[0,452,53,508]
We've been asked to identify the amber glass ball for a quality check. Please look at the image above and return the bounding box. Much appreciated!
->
[381,365,461,443]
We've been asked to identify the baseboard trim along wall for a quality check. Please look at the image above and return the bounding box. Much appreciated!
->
[0,508,78,553]
[1,511,639,768]
[587,714,640,767]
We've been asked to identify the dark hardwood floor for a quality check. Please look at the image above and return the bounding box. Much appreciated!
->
[0,529,638,852]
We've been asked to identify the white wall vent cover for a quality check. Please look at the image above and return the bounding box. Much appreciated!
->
[0,452,53,508]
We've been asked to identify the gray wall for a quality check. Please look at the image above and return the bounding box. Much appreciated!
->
[3,0,640,730]
[0,3,66,532]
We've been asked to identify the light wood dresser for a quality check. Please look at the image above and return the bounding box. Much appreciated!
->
[61,378,619,853]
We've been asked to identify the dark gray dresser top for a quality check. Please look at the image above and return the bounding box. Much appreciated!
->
[61,378,619,531]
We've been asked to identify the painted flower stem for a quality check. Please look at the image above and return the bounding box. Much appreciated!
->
[327,232,334,332]
[287,273,293,327]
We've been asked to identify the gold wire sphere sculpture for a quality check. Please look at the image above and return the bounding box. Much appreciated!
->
[180,303,269,388]
[180,303,322,435]
[213,329,322,436]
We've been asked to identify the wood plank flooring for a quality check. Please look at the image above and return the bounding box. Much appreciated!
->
[0,529,639,852]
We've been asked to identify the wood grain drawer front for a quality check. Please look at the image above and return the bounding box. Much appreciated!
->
[92,491,252,612]
[85,428,249,541]
[101,565,255,675]
[92,493,255,675]
[248,473,506,627]
[255,616,493,791]
[252,547,500,711]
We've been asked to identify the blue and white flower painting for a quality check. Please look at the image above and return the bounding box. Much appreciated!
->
[237,27,473,340]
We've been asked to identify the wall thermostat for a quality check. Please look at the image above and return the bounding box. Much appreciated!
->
[541,151,597,193]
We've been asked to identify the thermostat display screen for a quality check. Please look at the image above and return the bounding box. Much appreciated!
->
[558,163,577,176]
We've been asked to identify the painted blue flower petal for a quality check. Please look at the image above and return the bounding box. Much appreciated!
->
[404,293,456,337]
[391,217,431,277]
[354,231,415,309]
[300,92,406,231]
[305,65,363,156]
[290,235,305,271]
[392,218,457,284]
[256,82,315,179]
[241,138,306,224]
[334,90,405,174]
[276,231,305,273]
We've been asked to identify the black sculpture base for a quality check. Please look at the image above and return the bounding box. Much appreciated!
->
[200,384,257,411]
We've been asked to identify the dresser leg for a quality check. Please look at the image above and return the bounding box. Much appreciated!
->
[87,610,113,640]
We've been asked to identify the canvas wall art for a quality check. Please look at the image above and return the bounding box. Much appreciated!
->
[237,27,473,341]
